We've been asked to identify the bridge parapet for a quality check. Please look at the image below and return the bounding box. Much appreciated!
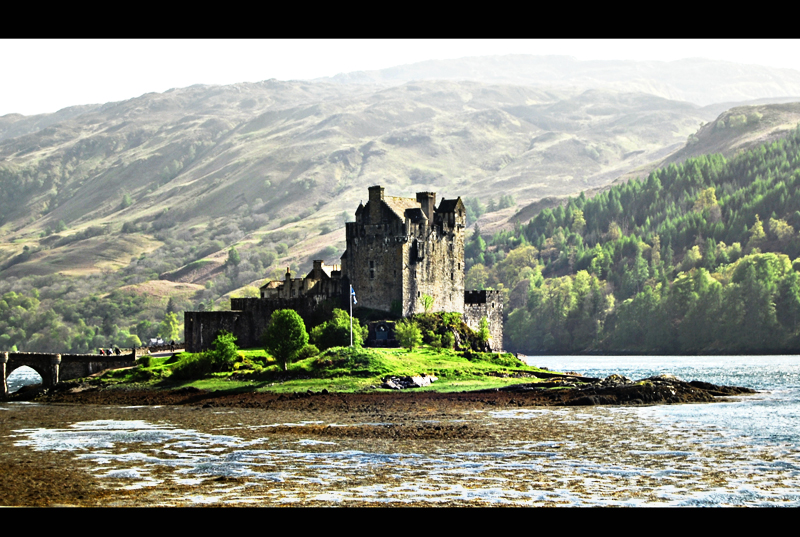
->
[2,350,136,399]
[1,352,7,398]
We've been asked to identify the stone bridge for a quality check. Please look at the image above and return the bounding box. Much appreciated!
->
[1,350,136,398]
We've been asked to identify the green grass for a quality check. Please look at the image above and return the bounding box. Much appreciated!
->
[92,345,571,394]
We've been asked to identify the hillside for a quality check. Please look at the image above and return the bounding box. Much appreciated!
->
[0,81,715,282]
[467,123,800,354]
[320,55,800,107]
[510,102,800,234]
[3,59,800,354]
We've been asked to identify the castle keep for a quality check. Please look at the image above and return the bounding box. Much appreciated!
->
[185,186,503,352]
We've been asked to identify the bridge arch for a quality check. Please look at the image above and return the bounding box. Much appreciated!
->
[2,350,136,398]
[5,365,44,393]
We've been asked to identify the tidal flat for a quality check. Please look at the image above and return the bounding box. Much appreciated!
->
[2,391,798,506]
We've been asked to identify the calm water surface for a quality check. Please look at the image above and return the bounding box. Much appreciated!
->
[4,355,800,506]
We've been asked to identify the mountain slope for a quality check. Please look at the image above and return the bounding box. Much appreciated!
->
[321,55,800,106]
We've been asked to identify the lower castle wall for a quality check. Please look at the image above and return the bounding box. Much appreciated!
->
[186,295,349,353]
[463,290,504,352]
[185,291,503,353]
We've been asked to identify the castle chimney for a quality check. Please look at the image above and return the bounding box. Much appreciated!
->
[416,192,436,222]
[369,185,384,223]
[368,185,384,202]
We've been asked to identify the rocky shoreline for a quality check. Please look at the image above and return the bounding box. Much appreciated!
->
[0,373,764,507]
[17,373,756,410]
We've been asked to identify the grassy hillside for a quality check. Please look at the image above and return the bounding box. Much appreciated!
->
[1,74,798,353]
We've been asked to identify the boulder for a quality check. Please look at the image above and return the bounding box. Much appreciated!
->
[381,374,438,390]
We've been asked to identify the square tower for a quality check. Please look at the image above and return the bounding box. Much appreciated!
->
[341,186,466,316]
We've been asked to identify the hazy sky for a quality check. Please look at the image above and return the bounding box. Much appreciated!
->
[2,39,799,117]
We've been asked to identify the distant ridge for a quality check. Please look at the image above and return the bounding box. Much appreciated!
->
[318,55,800,106]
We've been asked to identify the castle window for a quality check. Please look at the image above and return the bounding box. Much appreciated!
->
[369,260,374,268]
[370,269,375,279]
[417,291,420,298]
[451,272,454,280]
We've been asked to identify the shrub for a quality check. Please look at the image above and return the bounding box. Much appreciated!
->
[395,319,422,351]
[170,331,239,379]
[207,330,239,369]
[310,309,367,350]
[441,332,454,349]
[311,346,391,377]
[297,344,320,360]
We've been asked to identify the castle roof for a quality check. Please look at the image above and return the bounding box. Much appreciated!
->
[259,280,283,290]
[404,207,427,223]
[383,196,422,221]
[437,198,462,213]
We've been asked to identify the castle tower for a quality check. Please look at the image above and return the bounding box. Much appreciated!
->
[341,185,465,316]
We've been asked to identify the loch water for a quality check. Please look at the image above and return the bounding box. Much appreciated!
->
[3,355,800,506]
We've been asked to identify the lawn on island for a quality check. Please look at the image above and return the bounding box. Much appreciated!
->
[95,345,574,394]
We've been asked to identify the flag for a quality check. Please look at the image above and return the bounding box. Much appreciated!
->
[350,285,357,304]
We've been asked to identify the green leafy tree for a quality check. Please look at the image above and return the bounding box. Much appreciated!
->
[158,312,180,341]
[263,309,308,370]
[477,316,490,343]
[207,330,239,370]
[310,308,366,350]
[571,209,586,235]
[747,215,766,252]
[420,294,434,313]
[394,319,422,351]
[227,246,241,267]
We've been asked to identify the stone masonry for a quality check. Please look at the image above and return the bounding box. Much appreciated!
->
[185,185,502,352]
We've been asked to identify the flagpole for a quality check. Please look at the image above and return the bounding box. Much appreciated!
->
[350,284,353,347]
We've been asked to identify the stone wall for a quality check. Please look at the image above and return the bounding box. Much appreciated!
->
[185,295,348,352]
[463,290,504,352]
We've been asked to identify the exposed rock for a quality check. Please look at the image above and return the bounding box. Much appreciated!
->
[381,374,438,390]
[600,374,633,387]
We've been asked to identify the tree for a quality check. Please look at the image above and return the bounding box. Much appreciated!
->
[394,319,422,351]
[207,330,239,370]
[420,294,434,313]
[747,215,766,252]
[477,316,490,344]
[263,309,308,371]
[158,312,180,341]
[571,209,586,235]
[227,246,241,267]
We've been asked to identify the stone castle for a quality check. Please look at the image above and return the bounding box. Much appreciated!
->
[185,186,503,352]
